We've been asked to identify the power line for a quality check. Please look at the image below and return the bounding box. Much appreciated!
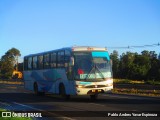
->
[107,43,160,49]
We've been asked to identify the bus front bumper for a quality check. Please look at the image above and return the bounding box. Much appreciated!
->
[75,86,113,95]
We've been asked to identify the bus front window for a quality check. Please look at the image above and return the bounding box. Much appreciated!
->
[74,52,112,81]
[74,52,92,78]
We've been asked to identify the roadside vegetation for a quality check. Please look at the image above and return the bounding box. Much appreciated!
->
[114,79,160,85]
[0,48,22,79]
[110,50,160,97]
[110,50,160,83]
[113,79,160,97]
[0,79,23,85]
[112,88,160,97]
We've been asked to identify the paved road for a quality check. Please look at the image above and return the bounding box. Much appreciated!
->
[0,83,160,120]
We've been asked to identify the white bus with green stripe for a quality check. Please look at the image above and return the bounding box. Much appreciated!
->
[23,46,113,100]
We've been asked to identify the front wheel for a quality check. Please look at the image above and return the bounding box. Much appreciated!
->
[90,94,98,100]
[59,84,70,100]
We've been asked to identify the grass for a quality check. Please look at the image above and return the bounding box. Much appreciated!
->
[113,79,160,97]
[112,88,160,97]
[113,79,160,85]
[145,80,160,85]
[0,80,23,85]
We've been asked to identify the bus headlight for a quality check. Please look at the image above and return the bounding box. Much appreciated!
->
[106,83,113,87]
[76,85,85,88]
[106,79,113,87]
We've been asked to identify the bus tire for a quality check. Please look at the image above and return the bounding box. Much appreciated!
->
[59,84,70,100]
[90,94,98,100]
[34,83,45,96]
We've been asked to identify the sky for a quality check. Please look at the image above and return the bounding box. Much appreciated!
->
[0,0,160,62]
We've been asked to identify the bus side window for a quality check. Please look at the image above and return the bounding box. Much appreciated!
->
[64,50,71,68]
[57,51,64,68]
[38,55,43,69]
[28,57,32,70]
[33,56,38,69]
[44,53,50,69]
[50,52,57,68]
[24,57,28,70]
[65,50,73,80]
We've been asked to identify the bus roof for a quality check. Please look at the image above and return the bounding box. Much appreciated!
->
[24,46,107,57]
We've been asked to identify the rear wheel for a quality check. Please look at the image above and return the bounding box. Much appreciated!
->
[34,83,45,96]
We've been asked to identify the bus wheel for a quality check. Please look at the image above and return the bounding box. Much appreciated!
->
[59,84,70,100]
[34,83,45,96]
[90,94,98,100]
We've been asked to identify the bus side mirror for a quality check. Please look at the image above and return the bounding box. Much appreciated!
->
[69,57,74,66]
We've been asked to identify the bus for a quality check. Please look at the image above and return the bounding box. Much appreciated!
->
[23,46,113,100]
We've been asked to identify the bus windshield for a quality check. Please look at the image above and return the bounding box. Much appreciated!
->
[74,51,112,81]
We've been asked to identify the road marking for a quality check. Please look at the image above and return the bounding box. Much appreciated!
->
[88,103,105,107]
[101,94,130,99]
[131,110,138,112]
[102,94,160,100]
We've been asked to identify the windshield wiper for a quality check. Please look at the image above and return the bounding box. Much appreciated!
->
[85,64,105,80]
[85,64,95,80]
[95,64,105,80]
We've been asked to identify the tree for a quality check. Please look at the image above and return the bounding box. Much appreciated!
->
[149,51,157,59]
[133,54,151,80]
[0,55,14,79]
[110,50,160,81]
[0,48,21,79]
[147,55,160,81]
[119,52,136,79]
[158,53,160,60]
[6,48,21,70]
[110,50,119,78]
[141,50,150,57]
